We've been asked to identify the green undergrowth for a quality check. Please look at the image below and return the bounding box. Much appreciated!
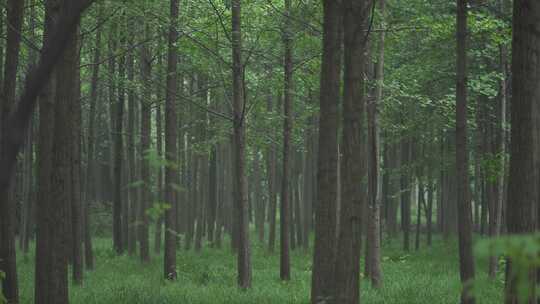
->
[15,235,503,303]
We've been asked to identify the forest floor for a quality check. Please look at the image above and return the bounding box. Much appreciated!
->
[16,235,503,303]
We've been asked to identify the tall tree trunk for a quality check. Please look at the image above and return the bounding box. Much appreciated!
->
[401,139,411,251]
[154,67,164,254]
[126,17,138,257]
[266,96,277,253]
[208,147,218,245]
[366,0,384,288]
[254,152,264,243]
[111,14,125,254]
[456,1,475,302]
[231,0,252,289]
[139,21,152,263]
[280,0,293,281]
[311,0,342,302]
[71,29,83,285]
[0,0,23,301]
[84,1,103,271]
[504,1,540,303]
[42,10,80,302]
[335,0,370,301]
[427,173,434,246]
[164,0,179,280]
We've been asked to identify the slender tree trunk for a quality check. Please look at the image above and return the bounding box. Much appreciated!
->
[71,29,83,285]
[126,17,138,257]
[139,21,152,263]
[208,147,218,245]
[366,0,384,288]
[112,15,125,255]
[401,138,411,251]
[415,181,423,251]
[427,173,434,246]
[154,78,164,254]
[267,97,277,253]
[84,1,103,271]
[456,1,475,302]
[231,0,252,289]
[311,0,342,302]
[280,0,293,280]
[254,153,264,243]
[164,0,179,280]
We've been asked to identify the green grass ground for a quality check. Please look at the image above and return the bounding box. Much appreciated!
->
[16,236,503,303]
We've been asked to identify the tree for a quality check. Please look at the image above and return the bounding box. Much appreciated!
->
[366,0,384,288]
[112,11,125,255]
[280,0,293,282]
[0,0,24,301]
[311,1,342,302]
[139,19,152,263]
[231,0,252,289]
[505,1,540,303]
[164,0,180,280]
[334,0,370,302]
[455,1,475,303]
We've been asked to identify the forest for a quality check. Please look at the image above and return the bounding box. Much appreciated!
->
[0,0,537,303]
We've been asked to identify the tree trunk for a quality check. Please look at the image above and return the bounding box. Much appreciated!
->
[401,138,411,251]
[280,0,293,281]
[266,96,277,253]
[311,0,342,302]
[139,21,152,263]
[232,0,252,289]
[505,1,540,303]
[0,0,23,301]
[456,1,475,302]
[70,29,83,285]
[164,0,179,281]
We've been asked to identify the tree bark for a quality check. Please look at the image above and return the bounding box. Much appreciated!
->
[505,1,540,303]
[139,20,152,263]
[164,0,179,280]
[311,0,342,302]
[231,0,252,289]
[0,0,23,301]
[456,1,475,302]
[280,0,293,281]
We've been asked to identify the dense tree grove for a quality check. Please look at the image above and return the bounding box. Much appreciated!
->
[1,0,539,304]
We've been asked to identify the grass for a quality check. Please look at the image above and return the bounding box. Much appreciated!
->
[15,234,503,303]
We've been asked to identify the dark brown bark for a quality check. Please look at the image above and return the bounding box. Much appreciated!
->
[71,29,83,285]
[0,0,23,301]
[84,1,103,271]
[111,14,125,254]
[164,0,179,280]
[139,21,152,263]
[208,147,218,245]
[427,174,434,246]
[505,1,540,303]
[366,0,384,287]
[0,0,94,240]
[311,0,342,302]
[400,138,411,251]
[154,73,164,254]
[253,153,264,243]
[456,1,475,302]
[266,96,277,253]
[232,0,252,289]
[280,0,293,281]
[334,0,369,302]
[126,17,138,257]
